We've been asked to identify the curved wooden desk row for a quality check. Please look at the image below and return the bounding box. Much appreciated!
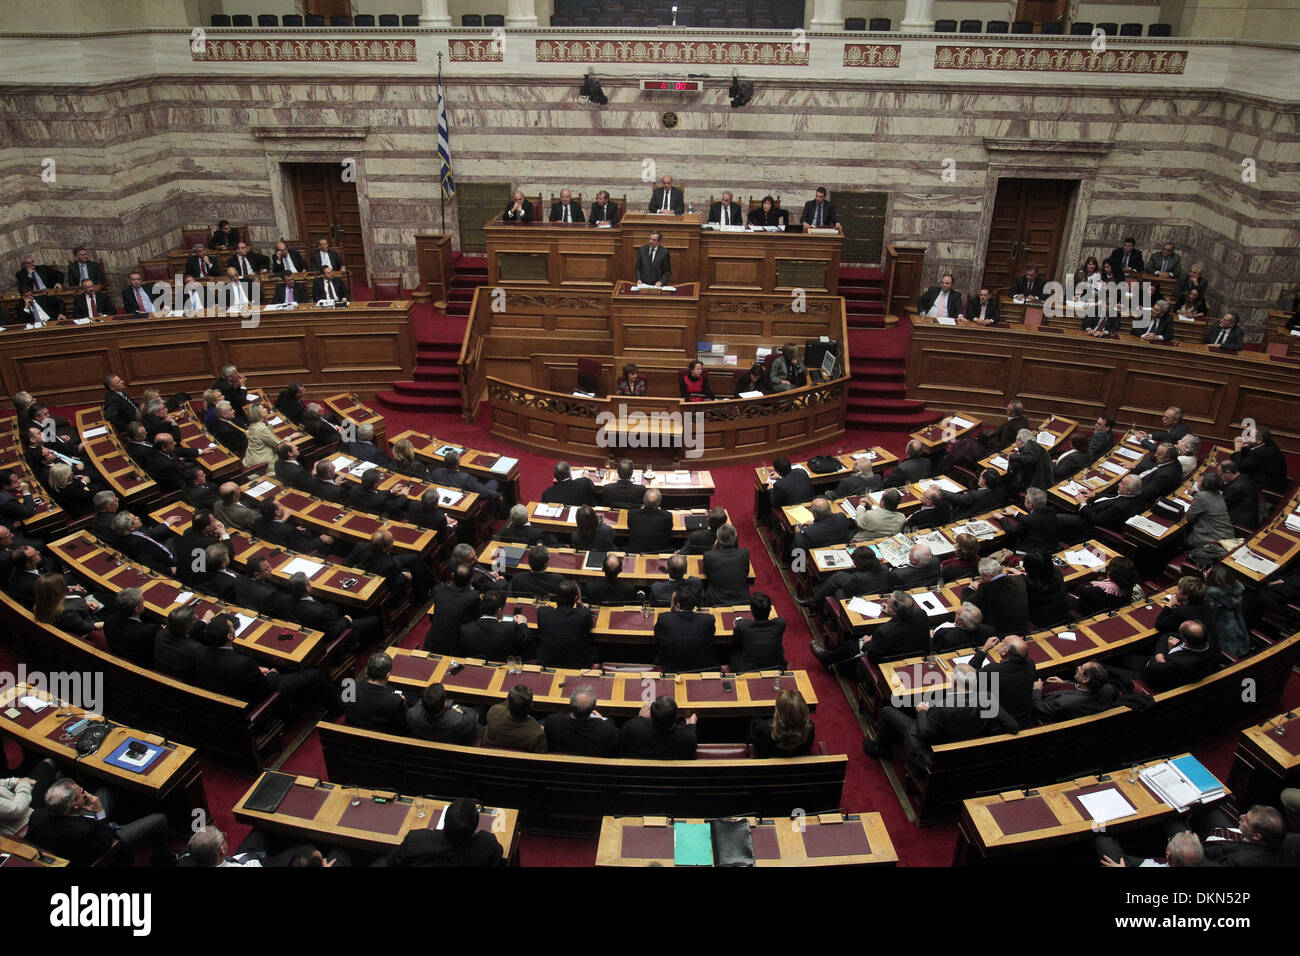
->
[908,630,1300,821]
[977,414,1077,476]
[1227,709,1300,812]
[0,834,67,868]
[48,531,335,674]
[1047,428,1147,512]
[0,591,283,772]
[0,683,206,813]
[906,317,1300,455]
[319,722,848,835]
[0,301,414,409]
[753,447,902,523]
[824,538,1122,647]
[321,393,386,446]
[233,771,519,861]
[523,501,731,541]
[477,540,756,587]
[0,415,65,535]
[487,376,850,467]
[388,428,523,505]
[597,812,897,867]
[384,646,815,718]
[1221,485,1300,585]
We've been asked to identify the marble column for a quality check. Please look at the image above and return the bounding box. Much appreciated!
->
[900,0,936,32]
[419,0,451,28]
[506,0,539,28]
[808,0,844,31]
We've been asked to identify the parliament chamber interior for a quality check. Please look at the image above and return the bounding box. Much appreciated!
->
[1,0,1298,906]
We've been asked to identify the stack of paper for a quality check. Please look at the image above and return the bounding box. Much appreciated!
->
[956,520,997,540]
[233,613,258,637]
[1284,511,1300,533]
[1064,548,1106,569]
[815,550,852,570]
[1077,788,1137,826]
[936,316,957,326]
[246,480,277,498]
[490,456,518,476]
[330,455,354,472]
[1231,548,1279,576]
[1116,446,1144,460]
[1140,757,1224,811]
[948,416,975,429]
[846,597,882,618]
[1101,460,1129,476]
[852,450,877,461]
[283,557,324,578]
[1059,480,1085,497]
[916,531,955,556]
[666,471,691,484]
[838,499,857,519]
[535,503,565,519]
[82,425,109,438]
[1125,514,1170,537]
[437,489,464,508]
[1037,430,1056,447]
[876,535,914,568]
[989,455,1010,470]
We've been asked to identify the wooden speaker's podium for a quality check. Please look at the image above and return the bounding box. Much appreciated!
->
[610,280,700,358]
[621,212,703,286]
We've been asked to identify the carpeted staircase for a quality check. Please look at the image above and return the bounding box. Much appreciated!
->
[446,252,487,318]
[840,265,888,330]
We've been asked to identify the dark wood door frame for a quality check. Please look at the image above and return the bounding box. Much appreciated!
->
[269,155,371,281]
[981,178,1076,292]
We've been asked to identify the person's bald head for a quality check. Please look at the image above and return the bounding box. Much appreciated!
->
[1002,635,1027,660]
[218,481,240,503]
[1165,831,1205,867]
[809,497,830,519]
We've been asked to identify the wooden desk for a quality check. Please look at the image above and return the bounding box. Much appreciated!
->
[524,501,729,543]
[0,416,65,535]
[478,540,755,588]
[911,411,983,452]
[0,300,414,409]
[47,531,332,673]
[321,392,386,447]
[977,414,1077,477]
[596,811,894,867]
[1120,446,1230,549]
[1047,430,1147,512]
[318,450,489,540]
[388,429,523,506]
[956,752,1220,864]
[1221,486,1300,584]
[1226,709,1300,812]
[753,447,899,524]
[906,316,1300,455]
[610,280,701,362]
[484,218,625,288]
[0,683,206,813]
[74,409,156,500]
[384,647,817,718]
[0,834,67,868]
[699,228,841,295]
[232,771,519,860]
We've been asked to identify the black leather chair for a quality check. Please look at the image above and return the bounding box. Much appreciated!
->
[282,14,304,26]
[1040,22,1064,34]
[231,14,253,26]
[1119,22,1142,36]
[1011,20,1033,33]
[844,17,866,30]
[305,14,325,26]
[1096,21,1118,35]
[959,19,981,32]
[354,14,376,26]
[985,20,1009,33]
[378,14,400,26]
[934,19,958,32]
[868,17,890,30]
[462,14,483,26]
[402,14,421,25]
[1148,22,1172,36]
[1069,21,1093,35]
[552,15,572,26]
[210,14,232,26]
[329,15,351,26]
[257,14,278,27]
[484,13,506,26]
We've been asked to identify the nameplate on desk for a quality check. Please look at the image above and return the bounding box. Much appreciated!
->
[489,456,518,476]
[935,317,957,326]
[737,390,764,399]
[82,426,109,438]
[807,227,839,236]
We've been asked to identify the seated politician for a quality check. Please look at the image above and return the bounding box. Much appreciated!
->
[503,190,534,223]
[747,195,788,229]
[648,175,684,215]
[707,191,742,227]
[1203,311,1244,351]
[800,186,839,232]
[588,190,621,225]
[548,188,584,224]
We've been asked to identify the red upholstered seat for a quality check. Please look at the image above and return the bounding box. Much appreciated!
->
[369,275,403,300]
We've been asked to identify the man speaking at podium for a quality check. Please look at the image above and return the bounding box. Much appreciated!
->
[635,232,671,288]
[648,175,684,215]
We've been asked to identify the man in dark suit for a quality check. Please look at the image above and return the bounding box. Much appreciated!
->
[144,433,199,492]
[801,546,892,608]
[254,499,329,555]
[1232,425,1288,492]
[626,488,673,553]
[287,572,378,644]
[407,488,453,537]
[1010,266,1046,299]
[14,289,64,325]
[702,524,751,605]
[5,545,44,607]
[548,188,584,223]
[588,190,621,225]
[650,553,704,606]
[653,588,718,672]
[1107,237,1145,276]
[509,545,564,598]
[1139,300,1175,343]
[72,278,114,319]
[184,244,217,280]
[405,683,480,743]
[111,512,176,575]
[346,469,407,518]
[15,256,62,292]
[1007,430,1054,493]
[498,504,555,547]
[800,186,838,231]
[964,286,1001,325]
[970,634,1036,726]
[861,591,931,663]
[273,443,312,491]
[541,461,596,506]
[634,231,671,286]
[120,271,158,316]
[65,247,105,287]
[177,511,225,584]
[28,779,170,867]
[1147,241,1183,280]
[345,653,409,734]
[792,497,856,551]
[1196,805,1288,867]
[943,468,1005,519]
[890,542,942,589]
[103,588,157,666]
[377,798,504,867]
[990,400,1031,449]
[502,191,534,222]
[425,564,481,654]
[930,602,996,652]
[621,696,698,759]
[831,458,882,500]
[459,591,534,662]
[209,221,240,249]
[209,401,248,457]
[227,241,269,277]
[1053,432,1091,481]
[308,238,346,272]
[582,553,638,606]
[154,606,205,684]
[999,487,1059,553]
[1202,312,1244,351]
[917,274,963,320]
[1134,442,1183,506]
[1032,661,1122,722]
[272,277,308,305]
[1120,620,1218,692]
[428,451,501,503]
[601,459,644,509]
[312,266,348,303]
[768,457,815,508]
[1077,474,1145,531]
[196,612,341,714]
[679,506,727,555]
[536,580,595,668]
[903,487,951,531]
[1218,460,1260,529]
[882,440,931,488]
[707,191,743,227]
[270,240,307,275]
[308,461,348,503]
[647,175,684,215]
[731,591,786,672]
[544,684,620,757]
[963,558,1030,636]
[234,556,295,621]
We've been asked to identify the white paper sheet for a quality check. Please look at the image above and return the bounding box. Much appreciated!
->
[1101,460,1129,476]
[283,557,324,578]
[947,416,974,429]
[246,480,277,498]
[490,456,518,476]
[846,598,882,617]
[990,455,1010,470]
[1125,514,1170,537]
[1077,788,1136,825]
[913,591,946,616]
[1231,548,1279,576]
[81,426,109,438]
[233,613,257,637]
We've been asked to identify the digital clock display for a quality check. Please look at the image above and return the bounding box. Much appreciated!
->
[641,80,701,91]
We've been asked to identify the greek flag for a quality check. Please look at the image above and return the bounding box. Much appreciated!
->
[437,72,455,199]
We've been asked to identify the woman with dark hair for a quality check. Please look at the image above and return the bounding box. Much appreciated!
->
[747,195,788,229]
[572,504,615,551]
[1023,550,1070,628]
[1175,285,1207,317]
[748,689,815,757]
[615,363,647,397]
[737,363,769,396]
[1071,556,1140,618]
[678,360,715,402]
[33,572,100,637]
[941,532,981,583]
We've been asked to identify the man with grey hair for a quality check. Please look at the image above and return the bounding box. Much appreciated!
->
[101,373,140,432]
[972,633,1036,725]
[499,503,556,547]
[864,661,1019,765]
[542,684,620,756]
[831,456,882,500]
[1075,473,1144,533]
[853,487,906,541]
[209,400,248,458]
[999,486,1059,553]
[449,542,506,592]
[1098,829,1207,868]
[962,556,1030,636]
[112,511,177,574]
[930,601,996,652]
[883,439,931,487]
[793,496,856,552]
[892,541,940,589]
[104,587,156,666]
[1175,433,1200,477]
[29,778,171,866]
[627,486,673,553]
[89,489,122,541]
[1135,405,1187,451]
[212,364,250,410]
[342,421,389,465]
[811,589,930,668]
[1007,429,1053,493]
[904,486,951,531]
[1135,441,1183,506]
[703,522,751,605]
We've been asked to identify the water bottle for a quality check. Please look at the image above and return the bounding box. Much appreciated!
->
[687,202,694,216]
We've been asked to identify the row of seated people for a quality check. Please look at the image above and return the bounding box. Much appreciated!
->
[1091,798,1300,868]
[607,346,811,401]
[345,650,814,761]
[427,558,781,673]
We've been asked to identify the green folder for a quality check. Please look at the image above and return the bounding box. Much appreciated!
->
[673,822,714,866]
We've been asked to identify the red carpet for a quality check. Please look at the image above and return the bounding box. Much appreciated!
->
[5,300,1297,867]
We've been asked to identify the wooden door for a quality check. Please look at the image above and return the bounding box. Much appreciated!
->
[1016,0,1068,26]
[285,163,367,277]
[981,178,1074,292]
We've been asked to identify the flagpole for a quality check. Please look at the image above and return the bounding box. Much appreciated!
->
[438,52,446,237]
